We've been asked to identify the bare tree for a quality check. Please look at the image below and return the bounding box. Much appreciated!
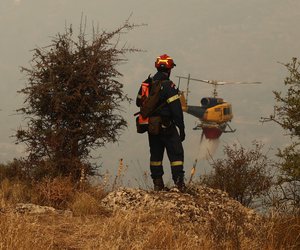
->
[16,19,140,182]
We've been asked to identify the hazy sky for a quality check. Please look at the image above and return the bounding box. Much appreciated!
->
[1,0,300,185]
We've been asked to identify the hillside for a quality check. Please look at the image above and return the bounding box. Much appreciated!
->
[0,185,270,249]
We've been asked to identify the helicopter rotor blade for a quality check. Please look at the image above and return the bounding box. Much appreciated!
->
[176,76,261,86]
[216,81,262,85]
[176,76,214,84]
[192,79,262,85]
[176,77,218,85]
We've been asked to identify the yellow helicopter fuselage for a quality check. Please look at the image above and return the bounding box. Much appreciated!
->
[203,102,233,124]
[180,93,233,124]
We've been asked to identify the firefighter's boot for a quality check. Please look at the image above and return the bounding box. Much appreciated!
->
[176,181,187,192]
[174,176,187,192]
[153,177,165,191]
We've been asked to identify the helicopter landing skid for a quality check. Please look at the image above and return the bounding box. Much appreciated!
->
[222,123,236,133]
[193,122,236,133]
[192,124,202,130]
[193,122,222,131]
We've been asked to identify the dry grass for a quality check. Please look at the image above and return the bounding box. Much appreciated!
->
[70,189,108,216]
[2,207,299,250]
[1,179,300,249]
[264,215,300,249]
[0,179,32,206]
[0,210,210,250]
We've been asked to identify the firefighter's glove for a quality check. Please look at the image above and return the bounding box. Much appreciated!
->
[179,129,185,142]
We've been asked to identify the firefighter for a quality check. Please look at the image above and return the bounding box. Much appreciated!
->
[136,54,186,191]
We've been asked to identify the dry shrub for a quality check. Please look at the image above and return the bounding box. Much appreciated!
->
[70,191,108,216]
[0,179,31,206]
[204,207,266,250]
[200,141,272,207]
[0,173,109,213]
[0,159,27,182]
[265,215,300,249]
[34,176,75,208]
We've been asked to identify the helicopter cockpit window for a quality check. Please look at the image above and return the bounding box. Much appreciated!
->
[223,108,231,115]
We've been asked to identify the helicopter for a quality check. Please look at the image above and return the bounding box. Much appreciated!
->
[176,74,261,140]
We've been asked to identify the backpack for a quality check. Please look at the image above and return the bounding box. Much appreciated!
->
[140,79,166,118]
[135,79,171,135]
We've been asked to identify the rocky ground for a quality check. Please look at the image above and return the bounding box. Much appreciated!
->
[101,186,263,242]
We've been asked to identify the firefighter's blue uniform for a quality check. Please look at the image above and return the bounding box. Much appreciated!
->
[136,70,185,188]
